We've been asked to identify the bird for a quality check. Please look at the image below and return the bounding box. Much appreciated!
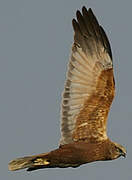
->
[8,6,126,172]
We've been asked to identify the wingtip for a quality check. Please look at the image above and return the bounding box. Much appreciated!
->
[82,6,87,11]
[82,6,93,13]
[72,18,77,30]
[88,8,95,16]
[76,10,81,18]
[72,18,76,24]
[74,7,94,21]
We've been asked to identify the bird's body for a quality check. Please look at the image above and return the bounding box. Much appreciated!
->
[27,140,113,170]
[8,6,126,172]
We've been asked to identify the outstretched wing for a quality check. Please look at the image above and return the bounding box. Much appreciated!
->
[60,7,115,145]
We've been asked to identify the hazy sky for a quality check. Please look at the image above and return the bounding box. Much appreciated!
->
[1,0,132,179]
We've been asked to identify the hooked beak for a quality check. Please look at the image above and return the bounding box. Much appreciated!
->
[121,151,126,158]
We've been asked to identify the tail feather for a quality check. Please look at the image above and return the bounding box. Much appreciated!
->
[8,148,80,171]
[8,156,34,171]
[8,153,50,171]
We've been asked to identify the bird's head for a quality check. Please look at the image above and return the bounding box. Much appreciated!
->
[109,142,126,160]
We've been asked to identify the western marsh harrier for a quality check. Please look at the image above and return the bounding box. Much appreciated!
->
[8,6,126,172]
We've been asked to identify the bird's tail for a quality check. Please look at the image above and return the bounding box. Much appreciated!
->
[8,148,80,171]
[8,152,50,171]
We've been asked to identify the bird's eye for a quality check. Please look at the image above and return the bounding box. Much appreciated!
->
[116,147,122,153]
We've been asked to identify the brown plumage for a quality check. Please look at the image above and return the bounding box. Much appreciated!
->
[8,6,126,172]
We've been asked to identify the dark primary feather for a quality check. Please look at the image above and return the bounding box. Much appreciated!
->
[72,6,112,58]
[99,26,112,60]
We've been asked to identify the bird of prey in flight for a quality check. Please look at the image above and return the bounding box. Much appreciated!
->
[8,6,126,172]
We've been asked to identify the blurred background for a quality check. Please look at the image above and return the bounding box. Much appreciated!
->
[0,0,131,179]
